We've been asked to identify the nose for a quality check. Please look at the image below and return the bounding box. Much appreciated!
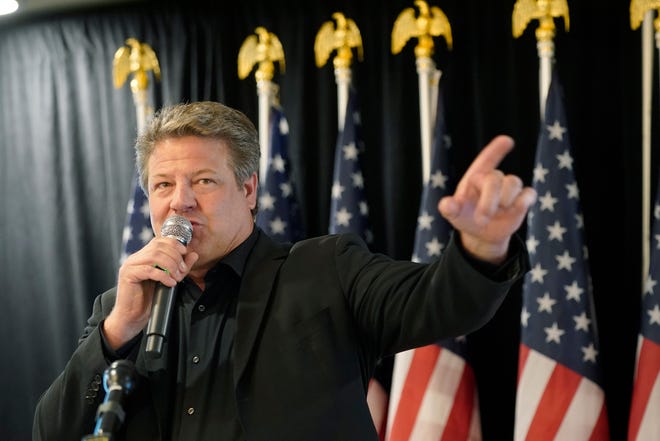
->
[170,182,197,213]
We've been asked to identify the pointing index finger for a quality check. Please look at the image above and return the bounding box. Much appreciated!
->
[464,135,514,177]
[455,135,515,196]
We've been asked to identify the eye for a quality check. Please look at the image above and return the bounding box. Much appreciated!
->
[153,181,172,191]
[197,178,215,185]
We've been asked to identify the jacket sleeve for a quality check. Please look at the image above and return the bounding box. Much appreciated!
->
[32,289,117,441]
[332,232,529,356]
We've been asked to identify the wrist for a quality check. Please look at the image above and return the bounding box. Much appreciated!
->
[102,314,143,350]
[459,233,510,265]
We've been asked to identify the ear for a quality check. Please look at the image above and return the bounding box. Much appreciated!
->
[243,172,258,210]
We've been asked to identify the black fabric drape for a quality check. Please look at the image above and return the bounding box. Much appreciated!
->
[0,1,647,439]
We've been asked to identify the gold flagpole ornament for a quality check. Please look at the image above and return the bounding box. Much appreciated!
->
[314,12,363,70]
[512,0,569,119]
[630,0,660,30]
[113,38,160,133]
[113,38,161,93]
[238,27,285,82]
[391,0,452,57]
[512,0,569,40]
[391,0,451,183]
[315,12,363,131]
[238,27,286,181]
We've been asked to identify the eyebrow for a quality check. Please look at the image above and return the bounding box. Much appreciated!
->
[190,169,219,178]
[151,169,219,180]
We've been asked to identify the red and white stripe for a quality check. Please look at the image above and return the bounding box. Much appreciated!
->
[628,335,660,440]
[515,344,609,440]
[385,344,481,441]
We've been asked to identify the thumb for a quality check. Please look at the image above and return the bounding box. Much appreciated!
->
[184,252,200,272]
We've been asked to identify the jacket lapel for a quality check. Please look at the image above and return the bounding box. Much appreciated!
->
[233,232,290,387]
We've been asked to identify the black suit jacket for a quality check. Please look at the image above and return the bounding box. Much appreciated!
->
[33,231,528,441]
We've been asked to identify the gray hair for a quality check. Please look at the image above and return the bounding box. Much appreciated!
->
[135,101,260,194]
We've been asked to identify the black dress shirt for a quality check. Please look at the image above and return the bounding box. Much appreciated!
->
[168,227,258,441]
[102,227,259,441]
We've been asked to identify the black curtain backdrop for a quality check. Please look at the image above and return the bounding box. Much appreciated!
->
[0,0,650,439]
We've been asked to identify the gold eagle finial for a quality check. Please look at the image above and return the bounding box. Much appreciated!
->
[512,0,570,39]
[314,12,363,69]
[112,38,161,92]
[630,0,660,30]
[237,27,285,82]
[391,0,453,58]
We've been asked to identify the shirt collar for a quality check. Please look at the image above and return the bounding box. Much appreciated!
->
[210,224,260,278]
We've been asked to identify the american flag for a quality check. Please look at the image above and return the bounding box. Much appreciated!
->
[328,87,372,244]
[256,105,304,243]
[386,89,482,441]
[120,180,153,262]
[628,180,660,440]
[329,87,383,434]
[514,74,609,440]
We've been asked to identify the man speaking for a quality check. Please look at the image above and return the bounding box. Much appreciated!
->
[33,101,535,441]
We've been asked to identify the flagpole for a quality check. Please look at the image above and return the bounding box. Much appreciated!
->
[512,0,570,121]
[335,64,351,132]
[536,19,555,120]
[392,0,452,184]
[314,12,363,132]
[316,14,385,433]
[643,11,654,282]
[629,8,660,438]
[238,27,286,182]
[257,80,276,178]
[113,38,160,261]
[416,57,438,183]
[631,1,660,286]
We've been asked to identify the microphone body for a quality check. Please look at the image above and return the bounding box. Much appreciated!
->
[144,284,177,356]
[144,215,193,358]
[82,360,137,441]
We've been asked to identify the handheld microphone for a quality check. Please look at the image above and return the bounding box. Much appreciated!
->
[82,360,137,441]
[145,215,193,358]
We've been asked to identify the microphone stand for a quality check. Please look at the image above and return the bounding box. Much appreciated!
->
[82,360,137,441]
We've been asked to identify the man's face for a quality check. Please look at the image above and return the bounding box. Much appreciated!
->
[147,135,257,275]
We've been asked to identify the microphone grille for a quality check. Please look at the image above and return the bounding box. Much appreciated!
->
[161,215,193,245]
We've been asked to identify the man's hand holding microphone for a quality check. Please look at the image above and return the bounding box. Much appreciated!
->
[103,215,199,356]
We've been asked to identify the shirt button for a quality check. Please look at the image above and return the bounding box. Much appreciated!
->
[192,355,200,364]
[187,407,195,415]
[198,304,206,312]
